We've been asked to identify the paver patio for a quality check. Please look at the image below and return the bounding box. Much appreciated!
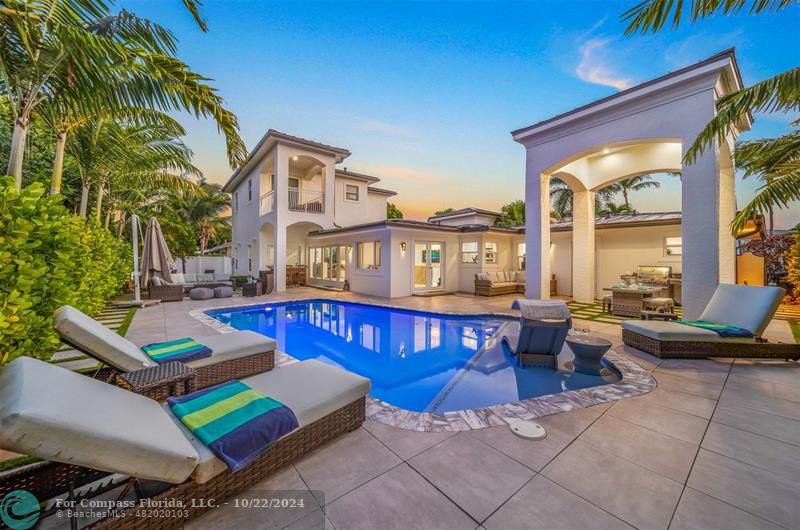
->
[125,288,800,529]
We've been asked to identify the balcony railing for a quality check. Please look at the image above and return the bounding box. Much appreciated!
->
[260,188,325,215]
[260,191,275,215]
[288,187,324,213]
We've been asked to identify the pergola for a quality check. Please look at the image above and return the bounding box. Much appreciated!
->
[512,49,750,319]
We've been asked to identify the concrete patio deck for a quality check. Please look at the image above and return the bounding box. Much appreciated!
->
[126,288,800,530]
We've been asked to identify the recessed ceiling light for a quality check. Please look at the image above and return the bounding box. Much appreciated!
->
[292,156,299,161]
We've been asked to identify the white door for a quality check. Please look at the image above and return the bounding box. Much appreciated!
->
[414,242,444,291]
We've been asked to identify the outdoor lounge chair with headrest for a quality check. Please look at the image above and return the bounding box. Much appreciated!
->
[0,356,370,529]
[502,299,573,367]
[53,305,277,396]
[622,284,800,359]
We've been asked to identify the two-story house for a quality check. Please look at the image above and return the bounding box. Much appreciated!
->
[222,130,397,292]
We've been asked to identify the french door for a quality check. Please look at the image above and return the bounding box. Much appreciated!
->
[308,245,346,287]
[414,242,444,291]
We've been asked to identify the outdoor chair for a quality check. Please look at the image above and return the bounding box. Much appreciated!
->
[502,299,572,368]
[622,284,800,359]
[0,357,369,529]
[148,277,184,302]
[54,305,277,397]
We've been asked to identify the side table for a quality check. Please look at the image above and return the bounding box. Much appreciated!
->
[566,335,612,376]
[640,310,679,321]
[117,362,196,401]
[243,281,263,297]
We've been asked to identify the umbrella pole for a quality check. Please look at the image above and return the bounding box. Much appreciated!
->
[132,214,141,303]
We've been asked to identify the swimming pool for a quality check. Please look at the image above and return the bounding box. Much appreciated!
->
[208,299,620,413]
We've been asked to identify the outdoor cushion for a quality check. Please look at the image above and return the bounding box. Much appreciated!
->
[698,284,784,337]
[172,360,371,484]
[54,305,154,371]
[171,272,185,285]
[213,286,234,298]
[184,273,198,283]
[151,277,163,287]
[516,271,526,283]
[55,306,276,373]
[622,320,756,343]
[0,357,199,483]
[189,287,214,300]
[476,272,490,281]
[494,282,516,288]
[198,273,214,283]
[184,331,276,369]
[215,273,231,281]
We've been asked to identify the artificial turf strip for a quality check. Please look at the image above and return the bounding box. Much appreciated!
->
[0,455,40,473]
[566,301,682,325]
[788,319,800,344]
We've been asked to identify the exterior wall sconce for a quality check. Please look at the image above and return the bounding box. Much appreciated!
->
[400,242,407,252]
[347,244,353,253]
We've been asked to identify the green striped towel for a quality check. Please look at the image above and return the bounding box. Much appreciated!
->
[141,337,212,364]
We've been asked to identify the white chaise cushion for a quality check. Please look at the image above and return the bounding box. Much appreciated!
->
[177,360,371,484]
[54,305,154,371]
[698,284,784,337]
[622,320,755,343]
[185,331,277,369]
[0,358,199,483]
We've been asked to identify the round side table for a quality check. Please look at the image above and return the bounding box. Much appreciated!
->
[566,335,612,376]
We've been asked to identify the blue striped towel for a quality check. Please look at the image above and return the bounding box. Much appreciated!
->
[142,337,212,364]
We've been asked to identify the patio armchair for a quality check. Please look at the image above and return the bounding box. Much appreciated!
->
[54,305,277,398]
[0,357,369,529]
[622,284,800,359]
[148,277,184,302]
[502,299,572,367]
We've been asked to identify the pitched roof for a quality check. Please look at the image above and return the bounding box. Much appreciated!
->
[551,212,682,231]
[335,168,381,184]
[511,49,745,139]
[428,207,503,221]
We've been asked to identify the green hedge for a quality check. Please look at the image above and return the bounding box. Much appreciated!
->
[0,177,132,364]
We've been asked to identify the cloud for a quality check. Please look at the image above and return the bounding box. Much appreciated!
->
[575,37,634,90]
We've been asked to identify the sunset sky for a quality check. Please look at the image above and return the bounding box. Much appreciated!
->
[121,0,799,227]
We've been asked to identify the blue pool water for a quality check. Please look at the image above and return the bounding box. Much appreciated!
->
[208,300,619,412]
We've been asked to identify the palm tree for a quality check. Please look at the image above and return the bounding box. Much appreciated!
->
[550,177,620,219]
[170,180,231,259]
[0,1,246,189]
[621,0,800,234]
[598,201,636,217]
[606,175,661,208]
[495,199,526,228]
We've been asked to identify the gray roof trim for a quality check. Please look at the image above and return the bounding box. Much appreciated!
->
[367,186,397,197]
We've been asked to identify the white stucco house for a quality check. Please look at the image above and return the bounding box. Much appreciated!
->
[225,50,748,309]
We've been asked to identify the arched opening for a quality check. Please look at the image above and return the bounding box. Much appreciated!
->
[288,155,326,213]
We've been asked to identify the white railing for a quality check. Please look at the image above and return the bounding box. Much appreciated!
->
[260,191,275,215]
[288,187,324,213]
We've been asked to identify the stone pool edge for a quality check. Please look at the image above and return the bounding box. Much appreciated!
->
[189,299,657,432]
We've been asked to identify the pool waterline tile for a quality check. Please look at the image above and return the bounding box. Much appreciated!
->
[191,298,657,432]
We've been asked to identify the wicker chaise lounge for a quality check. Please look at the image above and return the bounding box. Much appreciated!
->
[54,305,276,397]
[622,284,800,359]
[0,357,370,529]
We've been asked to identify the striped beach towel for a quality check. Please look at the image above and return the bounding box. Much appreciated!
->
[168,380,299,471]
[677,320,753,338]
[142,337,212,364]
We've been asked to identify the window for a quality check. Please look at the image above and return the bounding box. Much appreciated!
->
[247,179,252,201]
[345,184,359,201]
[484,242,498,264]
[357,240,381,269]
[247,244,252,272]
[517,243,526,270]
[665,237,682,256]
[461,242,479,264]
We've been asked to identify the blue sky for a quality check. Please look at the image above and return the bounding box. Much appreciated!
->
[121,0,799,227]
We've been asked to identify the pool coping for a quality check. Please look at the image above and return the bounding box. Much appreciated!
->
[189,297,657,432]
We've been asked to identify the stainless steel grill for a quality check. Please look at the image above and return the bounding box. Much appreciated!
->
[635,266,672,298]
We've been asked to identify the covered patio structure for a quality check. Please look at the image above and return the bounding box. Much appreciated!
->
[512,49,750,319]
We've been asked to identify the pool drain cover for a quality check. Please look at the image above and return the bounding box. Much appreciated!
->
[509,421,546,440]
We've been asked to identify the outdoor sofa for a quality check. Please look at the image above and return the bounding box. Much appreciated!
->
[0,357,370,529]
[175,272,234,292]
[475,271,526,296]
[622,284,800,359]
[54,305,276,398]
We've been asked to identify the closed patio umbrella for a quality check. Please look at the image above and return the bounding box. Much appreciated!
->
[140,217,175,286]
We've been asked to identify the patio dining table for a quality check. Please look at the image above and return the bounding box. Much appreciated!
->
[603,286,662,317]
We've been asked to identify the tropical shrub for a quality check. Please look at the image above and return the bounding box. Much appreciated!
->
[0,178,131,364]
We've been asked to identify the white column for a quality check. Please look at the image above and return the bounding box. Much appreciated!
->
[524,159,550,299]
[274,147,289,292]
[571,189,596,303]
[681,137,724,319]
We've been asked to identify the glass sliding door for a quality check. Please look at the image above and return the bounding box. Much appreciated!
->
[414,241,445,291]
[308,245,346,288]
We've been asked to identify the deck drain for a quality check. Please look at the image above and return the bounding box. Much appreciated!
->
[509,420,547,440]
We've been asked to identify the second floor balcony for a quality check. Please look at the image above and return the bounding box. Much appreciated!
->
[260,187,325,216]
